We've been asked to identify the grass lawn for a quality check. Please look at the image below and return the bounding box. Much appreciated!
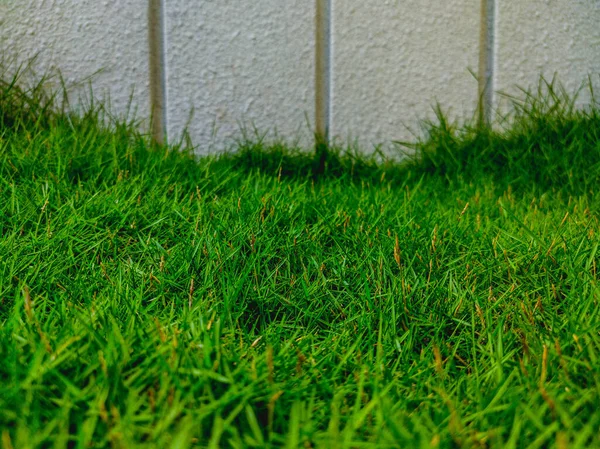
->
[1,75,600,448]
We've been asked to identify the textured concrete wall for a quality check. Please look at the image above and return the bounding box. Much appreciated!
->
[331,0,480,153]
[496,0,600,111]
[1,0,599,153]
[0,0,150,122]
[164,1,315,153]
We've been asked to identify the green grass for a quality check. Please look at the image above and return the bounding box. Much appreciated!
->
[1,72,600,448]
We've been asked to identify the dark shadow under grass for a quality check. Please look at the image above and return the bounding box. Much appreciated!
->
[224,138,406,186]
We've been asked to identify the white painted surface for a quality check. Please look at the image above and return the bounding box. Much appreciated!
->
[0,0,150,122]
[1,0,599,153]
[496,0,600,112]
[331,0,481,153]
[164,1,316,153]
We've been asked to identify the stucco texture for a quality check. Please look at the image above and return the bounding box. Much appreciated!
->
[2,1,599,154]
[0,0,150,122]
[164,0,315,153]
[496,0,600,112]
[331,0,480,153]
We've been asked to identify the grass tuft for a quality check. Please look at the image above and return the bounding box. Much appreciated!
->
[405,77,600,195]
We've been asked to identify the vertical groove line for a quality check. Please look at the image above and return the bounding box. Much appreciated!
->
[327,0,333,139]
[149,0,167,144]
[160,0,168,142]
[478,0,496,125]
[315,0,331,140]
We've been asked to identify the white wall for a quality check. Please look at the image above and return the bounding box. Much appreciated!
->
[1,0,599,154]
[496,0,600,110]
[0,0,150,121]
[331,0,480,151]
[164,1,315,153]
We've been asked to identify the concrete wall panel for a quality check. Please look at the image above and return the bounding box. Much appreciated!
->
[331,0,481,152]
[496,0,600,110]
[164,1,315,153]
[0,0,150,122]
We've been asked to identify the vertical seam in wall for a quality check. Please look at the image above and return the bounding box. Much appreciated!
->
[327,0,333,139]
[315,0,332,140]
[149,0,167,144]
[478,0,496,125]
[160,0,168,143]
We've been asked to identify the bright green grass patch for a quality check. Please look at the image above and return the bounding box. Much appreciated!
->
[1,74,600,448]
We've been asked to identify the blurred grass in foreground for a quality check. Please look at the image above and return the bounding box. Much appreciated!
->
[1,69,600,448]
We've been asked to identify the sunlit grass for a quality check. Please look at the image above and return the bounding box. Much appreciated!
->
[1,71,600,448]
